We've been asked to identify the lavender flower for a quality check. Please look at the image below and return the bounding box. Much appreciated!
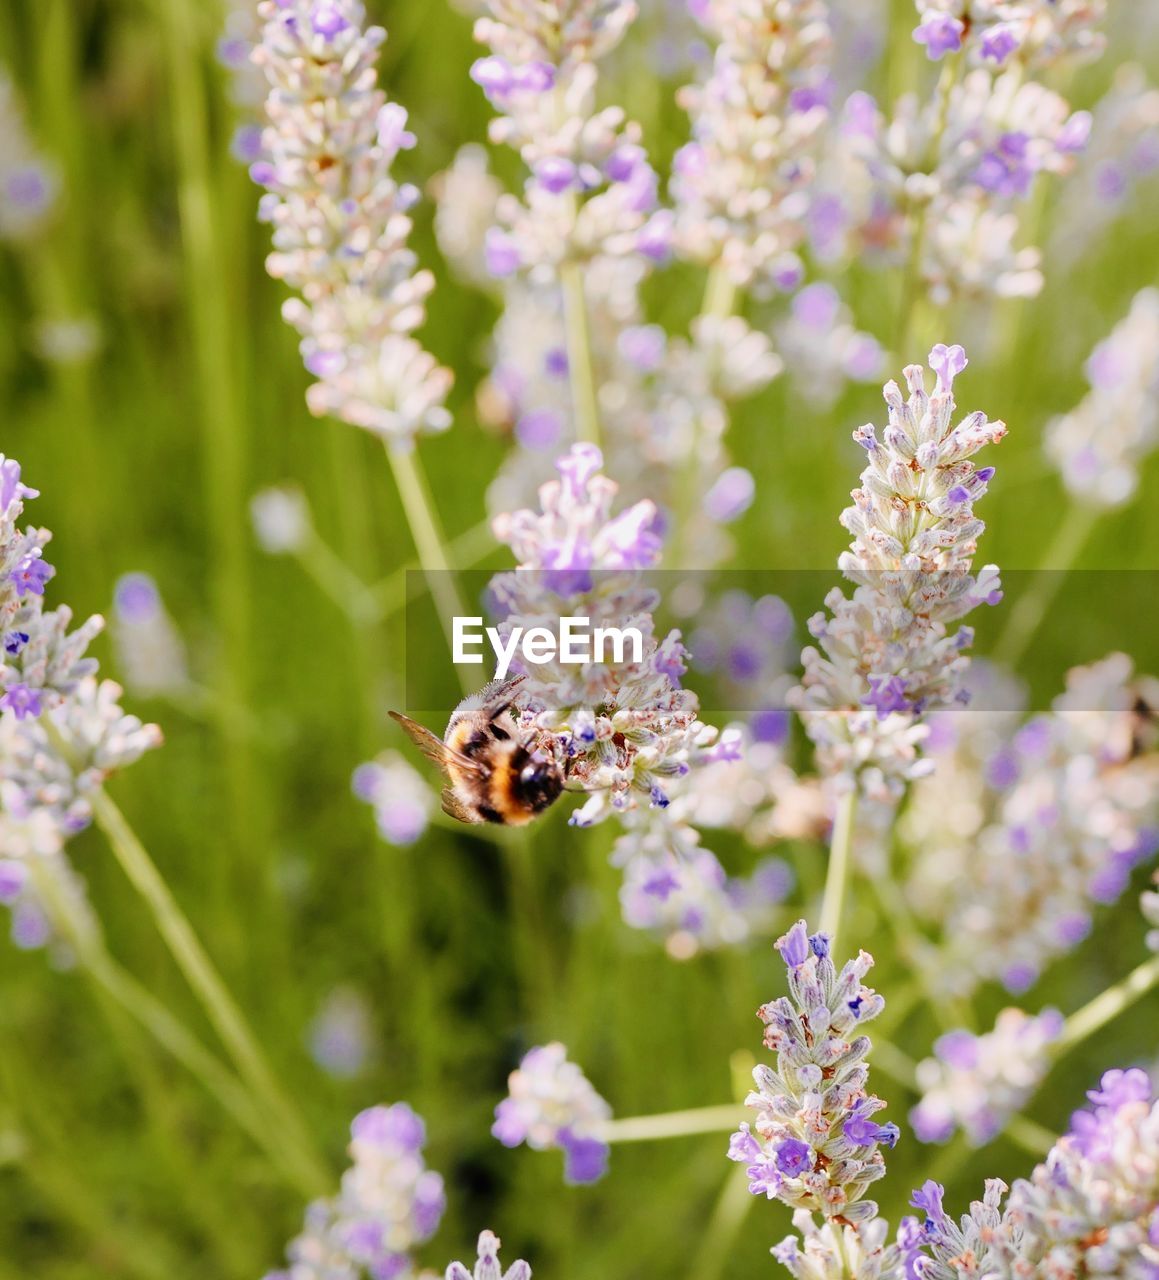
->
[1044,288,1159,507]
[253,1,452,440]
[265,1103,445,1280]
[2,455,161,842]
[905,653,1159,995]
[775,284,885,409]
[445,1231,530,1280]
[729,921,898,1221]
[492,1043,611,1185]
[217,0,267,164]
[1050,65,1159,266]
[491,444,728,824]
[912,1,1106,69]
[471,0,666,272]
[910,1008,1063,1146]
[111,573,192,700]
[791,348,1006,798]
[307,988,374,1080]
[0,72,59,242]
[614,812,794,958]
[672,0,833,291]
[352,752,435,847]
[917,1069,1159,1280]
[828,23,1098,306]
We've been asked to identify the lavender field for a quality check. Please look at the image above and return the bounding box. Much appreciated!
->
[2,2,1159,1278]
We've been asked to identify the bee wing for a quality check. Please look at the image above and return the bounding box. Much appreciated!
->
[389,711,487,776]
[441,786,483,825]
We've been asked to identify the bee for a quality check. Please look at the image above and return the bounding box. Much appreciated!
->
[389,676,565,826]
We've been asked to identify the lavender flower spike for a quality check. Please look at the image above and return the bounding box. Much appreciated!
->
[1044,288,1159,507]
[791,346,1006,799]
[673,0,833,290]
[910,1008,1063,1146]
[492,1043,612,1185]
[446,1231,531,1280]
[729,920,897,1221]
[253,1,452,440]
[916,1069,1159,1280]
[264,1102,445,1280]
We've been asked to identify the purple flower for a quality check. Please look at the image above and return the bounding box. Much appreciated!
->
[0,860,26,904]
[864,674,910,718]
[934,1029,979,1070]
[470,56,514,100]
[536,157,577,194]
[911,1180,950,1237]
[791,283,841,331]
[774,1138,813,1176]
[2,631,29,657]
[0,459,38,511]
[843,1104,901,1148]
[310,3,348,38]
[515,408,564,451]
[114,572,162,623]
[751,707,789,745]
[642,868,680,899]
[4,165,53,212]
[558,1129,609,1185]
[703,467,755,523]
[776,919,811,968]
[617,325,666,373]
[351,1103,426,1154]
[728,1124,762,1164]
[913,12,964,59]
[636,209,673,262]
[928,343,968,393]
[975,133,1035,199]
[484,227,521,277]
[981,23,1020,64]
[10,555,54,597]
[0,683,42,721]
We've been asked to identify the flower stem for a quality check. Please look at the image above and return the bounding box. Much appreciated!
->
[687,1161,756,1280]
[23,855,321,1198]
[991,502,1098,670]
[560,260,601,446]
[601,1104,747,1144]
[671,263,739,567]
[1052,951,1159,1058]
[384,441,476,691]
[90,789,330,1195]
[819,788,858,949]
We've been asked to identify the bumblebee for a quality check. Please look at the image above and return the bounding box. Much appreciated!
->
[389,676,565,826]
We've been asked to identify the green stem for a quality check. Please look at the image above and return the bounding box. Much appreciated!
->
[23,855,319,1198]
[298,530,385,627]
[818,789,858,949]
[671,263,739,567]
[601,1104,747,1144]
[687,1161,756,1280]
[385,442,475,689]
[991,503,1098,670]
[560,261,601,446]
[895,52,962,352]
[90,790,330,1195]
[154,0,264,953]
[1052,952,1159,1058]
[370,517,496,619]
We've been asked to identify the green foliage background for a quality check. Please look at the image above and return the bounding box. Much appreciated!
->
[1,1,1158,1277]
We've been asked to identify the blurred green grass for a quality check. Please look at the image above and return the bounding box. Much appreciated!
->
[2,1,1158,1277]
